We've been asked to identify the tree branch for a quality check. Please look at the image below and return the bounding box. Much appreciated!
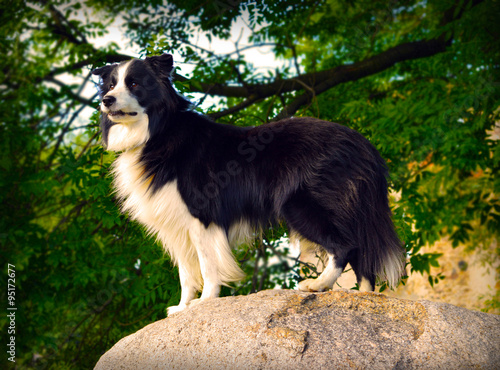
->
[274,38,448,120]
[175,0,484,119]
[176,37,450,119]
[42,53,133,82]
[45,1,88,45]
[36,0,133,79]
[45,76,95,106]
[274,0,484,119]
[207,94,261,119]
[176,37,450,100]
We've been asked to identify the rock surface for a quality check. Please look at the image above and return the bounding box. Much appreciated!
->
[95,289,500,369]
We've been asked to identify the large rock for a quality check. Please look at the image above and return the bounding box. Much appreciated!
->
[95,289,500,369]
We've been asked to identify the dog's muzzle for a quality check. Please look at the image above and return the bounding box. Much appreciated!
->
[102,96,138,117]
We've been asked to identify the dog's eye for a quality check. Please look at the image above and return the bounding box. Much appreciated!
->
[129,82,138,88]
[109,84,115,91]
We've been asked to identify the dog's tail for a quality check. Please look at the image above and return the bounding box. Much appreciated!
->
[373,216,406,289]
[356,177,406,289]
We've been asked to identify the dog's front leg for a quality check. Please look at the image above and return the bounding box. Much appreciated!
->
[167,262,199,316]
[189,220,222,301]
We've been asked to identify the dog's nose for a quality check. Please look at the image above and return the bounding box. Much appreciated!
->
[102,96,116,108]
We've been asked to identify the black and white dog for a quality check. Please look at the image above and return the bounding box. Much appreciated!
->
[93,54,405,315]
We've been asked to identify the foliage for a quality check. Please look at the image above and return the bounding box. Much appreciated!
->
[0,0,498,368]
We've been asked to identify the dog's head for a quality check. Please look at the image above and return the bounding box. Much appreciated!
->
[92,54,186,151]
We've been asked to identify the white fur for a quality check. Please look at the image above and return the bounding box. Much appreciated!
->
[298,254,343,292]
[382,250,405,290]
[112,149,245,315]
[190,220,246,299]
[227,219,254,246]
[291,232,327,264]
[359,278,374,292]
[106,119,149,152]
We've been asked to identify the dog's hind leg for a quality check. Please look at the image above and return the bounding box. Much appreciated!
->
[347,249,376,292]
[298,251,346,292]
[284,192,349,292]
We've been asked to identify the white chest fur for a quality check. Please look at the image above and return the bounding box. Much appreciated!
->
[106,118,149,152]
[111,150,194,257]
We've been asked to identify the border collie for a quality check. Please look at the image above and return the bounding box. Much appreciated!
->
[92,54,405,315]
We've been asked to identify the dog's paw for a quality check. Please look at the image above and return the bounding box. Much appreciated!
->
[167,304,187,316]
[298,278,330,292]
[187,297,214,308]
[188,298,201,307]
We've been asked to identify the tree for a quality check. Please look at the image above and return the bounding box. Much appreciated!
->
[1,0,498,368]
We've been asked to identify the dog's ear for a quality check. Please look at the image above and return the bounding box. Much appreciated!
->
[92,64,115,79]
[145,54,174,76]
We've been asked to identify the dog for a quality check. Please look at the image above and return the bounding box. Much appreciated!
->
[92,54,405,315]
